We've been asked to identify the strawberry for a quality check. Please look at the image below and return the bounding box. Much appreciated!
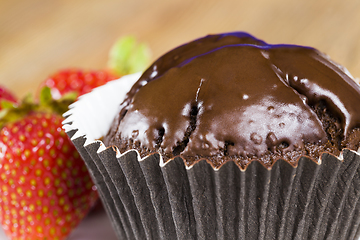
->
[40,36,151,100]
[0,35,151,239]
[0,86,17,110]
[40,69,118,99]
[0,88,98,240]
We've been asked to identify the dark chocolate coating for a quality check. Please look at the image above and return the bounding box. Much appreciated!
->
[107,32,360,166]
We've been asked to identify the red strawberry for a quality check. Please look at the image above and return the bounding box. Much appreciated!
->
[0,88,98,240]
[40,36,151,100]
[40,69,118,99]
[0,86,17,110]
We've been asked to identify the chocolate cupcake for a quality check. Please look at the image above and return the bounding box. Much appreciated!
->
[63,32,360,239]
[104,32,360,169]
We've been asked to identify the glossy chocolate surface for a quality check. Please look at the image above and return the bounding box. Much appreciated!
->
[108,32,360,164]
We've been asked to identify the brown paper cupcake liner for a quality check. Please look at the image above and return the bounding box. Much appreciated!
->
[62,75,360,239]
[66,128,360,239]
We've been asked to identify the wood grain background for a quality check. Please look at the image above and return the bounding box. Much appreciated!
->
[1,0,360,98]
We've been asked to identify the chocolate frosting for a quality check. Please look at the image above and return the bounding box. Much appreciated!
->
[108,32,360,164]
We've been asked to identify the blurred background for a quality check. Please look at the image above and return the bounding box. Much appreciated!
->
[1,0,360,99]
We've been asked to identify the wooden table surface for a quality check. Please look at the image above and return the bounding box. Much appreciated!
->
[1,0,360,98]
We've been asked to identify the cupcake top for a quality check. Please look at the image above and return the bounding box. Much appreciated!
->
[105,32,360,169]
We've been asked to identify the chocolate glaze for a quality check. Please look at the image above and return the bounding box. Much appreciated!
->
[117,32,266,118]
[105,32,360,168]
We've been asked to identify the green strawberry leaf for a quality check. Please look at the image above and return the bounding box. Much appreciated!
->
[40,86,52,106]
[0,87,78,129]
[0,108,9,120]
[1,99,17,109]
[128,43,152,73]
[61,91,79,102]
[108,35,151,76]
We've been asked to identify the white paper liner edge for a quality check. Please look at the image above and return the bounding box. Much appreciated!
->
[62,72,141,145]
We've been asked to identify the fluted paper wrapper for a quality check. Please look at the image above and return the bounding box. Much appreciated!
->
[63,74,360,240]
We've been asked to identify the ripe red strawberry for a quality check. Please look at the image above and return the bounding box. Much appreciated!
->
[40,69,118,99]
[0,86,17,110]
[40,36,151,100]
[0,89,98,240]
